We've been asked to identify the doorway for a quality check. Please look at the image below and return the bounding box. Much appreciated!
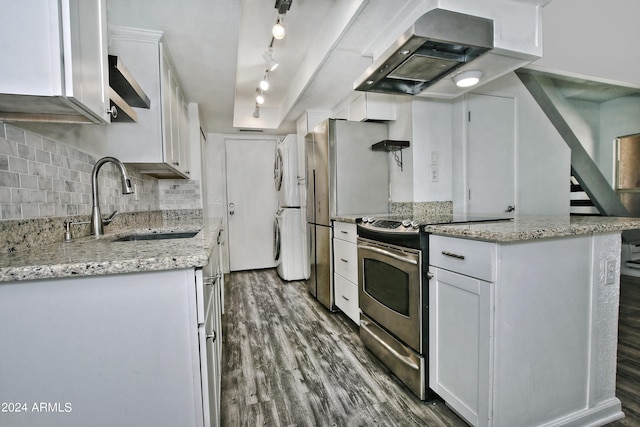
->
[225,138,278,271]
[467,94,516,215]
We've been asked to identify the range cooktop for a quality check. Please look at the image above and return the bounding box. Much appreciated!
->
[358,213,512,234]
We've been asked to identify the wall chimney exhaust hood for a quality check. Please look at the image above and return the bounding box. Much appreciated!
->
[354,9,493,96]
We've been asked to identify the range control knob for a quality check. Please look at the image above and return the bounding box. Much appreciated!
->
[411,220,420,229]
[402,219,411,228]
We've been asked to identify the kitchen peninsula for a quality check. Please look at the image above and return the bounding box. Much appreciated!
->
[0,217,223,427]
[424,215,640,427]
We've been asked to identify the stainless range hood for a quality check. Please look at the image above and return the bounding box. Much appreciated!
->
[354,9,493,96]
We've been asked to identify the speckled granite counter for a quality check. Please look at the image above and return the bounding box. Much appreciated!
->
[425,215,640,242]
[0,217,223,282]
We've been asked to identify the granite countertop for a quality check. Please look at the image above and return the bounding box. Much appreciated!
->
[0,217,223,282]
[425,215,640,242]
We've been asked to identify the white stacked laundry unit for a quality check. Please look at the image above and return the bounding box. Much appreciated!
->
[273,134,307,281]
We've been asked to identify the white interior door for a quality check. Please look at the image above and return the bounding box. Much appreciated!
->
[225,139,278,271]
[467,94,516,215]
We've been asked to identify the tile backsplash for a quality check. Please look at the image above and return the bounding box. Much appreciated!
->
[0,122,204,253]
[0,122,202,221]
[0,122,159,219]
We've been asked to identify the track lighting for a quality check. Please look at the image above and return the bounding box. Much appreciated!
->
[272,16,285,40]
[253,104,260,118]
[452,70,483,88]
[262,48,279,72]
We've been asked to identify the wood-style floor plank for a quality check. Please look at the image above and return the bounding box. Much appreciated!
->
[220,269,640,426]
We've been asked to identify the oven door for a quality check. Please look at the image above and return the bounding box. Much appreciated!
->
[357,237,422,352]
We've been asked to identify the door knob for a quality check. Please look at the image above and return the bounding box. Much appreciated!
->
[505,205,515,212]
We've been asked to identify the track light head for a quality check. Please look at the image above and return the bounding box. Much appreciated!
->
[272,16,285,40]
[263,49,279,71]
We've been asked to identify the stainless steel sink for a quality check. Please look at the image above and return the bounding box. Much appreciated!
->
[114,231,198,242]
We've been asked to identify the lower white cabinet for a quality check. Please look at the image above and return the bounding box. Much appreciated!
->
[333,221,359,324]
[430,267,492,426]
[429,232,624,427]
[200,230,223,427]
[0,244,223,427]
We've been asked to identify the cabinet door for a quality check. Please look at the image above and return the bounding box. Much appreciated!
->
[64,0,109,122]
[333,238,357,283]
[0,0,63,95]
[170,72,181,170]
[0,0,108,123]
[334,273,359,323]
[201,279,220,427]
[179,94,191,176]
[429,267,492,427]
[161,50,176,167]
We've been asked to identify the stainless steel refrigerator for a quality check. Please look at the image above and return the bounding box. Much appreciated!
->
[305,119,389,310]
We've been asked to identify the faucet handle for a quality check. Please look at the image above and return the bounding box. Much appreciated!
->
[103,210,119,225]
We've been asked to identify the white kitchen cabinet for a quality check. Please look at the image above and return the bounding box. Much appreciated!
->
[333,221,359,324]
[347,93,396,122]
[105,27,191,178]
[0,0,110,124]
[429,232,624,427]
[429,238,494,426]
[0,239,224,427]
[200,229,224,427]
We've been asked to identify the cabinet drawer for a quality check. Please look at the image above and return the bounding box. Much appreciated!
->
[429,235,496,282]
[333,238,357,283]
[334,273,359,324]
[334,221,357,244]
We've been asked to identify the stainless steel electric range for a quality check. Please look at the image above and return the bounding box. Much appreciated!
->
[356,214,510,400]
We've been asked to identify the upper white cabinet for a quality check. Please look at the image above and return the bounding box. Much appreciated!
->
[105,27,191,179]
[0,0,110,124]
[347,93,396,122]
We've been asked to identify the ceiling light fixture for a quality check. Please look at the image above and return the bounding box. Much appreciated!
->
[253,103,260,118]
[259,72,270,91]
[452,70,483,88]
[256,88,265,105]
[262,48,279,72]
[272,16,286,40]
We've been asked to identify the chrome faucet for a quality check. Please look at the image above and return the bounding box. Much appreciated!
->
[90,156,134,237]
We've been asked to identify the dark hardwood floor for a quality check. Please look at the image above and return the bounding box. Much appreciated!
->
[220,269,640,426]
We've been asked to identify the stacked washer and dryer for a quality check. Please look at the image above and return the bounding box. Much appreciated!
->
[273,134,307,281]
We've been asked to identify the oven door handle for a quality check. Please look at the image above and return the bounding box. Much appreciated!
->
[360,318,421,371]
[358,245,418,265]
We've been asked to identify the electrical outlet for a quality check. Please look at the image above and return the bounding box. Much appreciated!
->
[431,150,439,165]
[605,259,616,285]
[431,166,439,182]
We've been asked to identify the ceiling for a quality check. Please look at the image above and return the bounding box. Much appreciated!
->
[106,0,640,136]
[106,0,410,135]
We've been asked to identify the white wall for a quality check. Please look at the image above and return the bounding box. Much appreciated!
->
[411,99,453,202]
[453,72,570,215]
[600,97,640,186]
[532,0,640,86]
[388,99,414,202]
